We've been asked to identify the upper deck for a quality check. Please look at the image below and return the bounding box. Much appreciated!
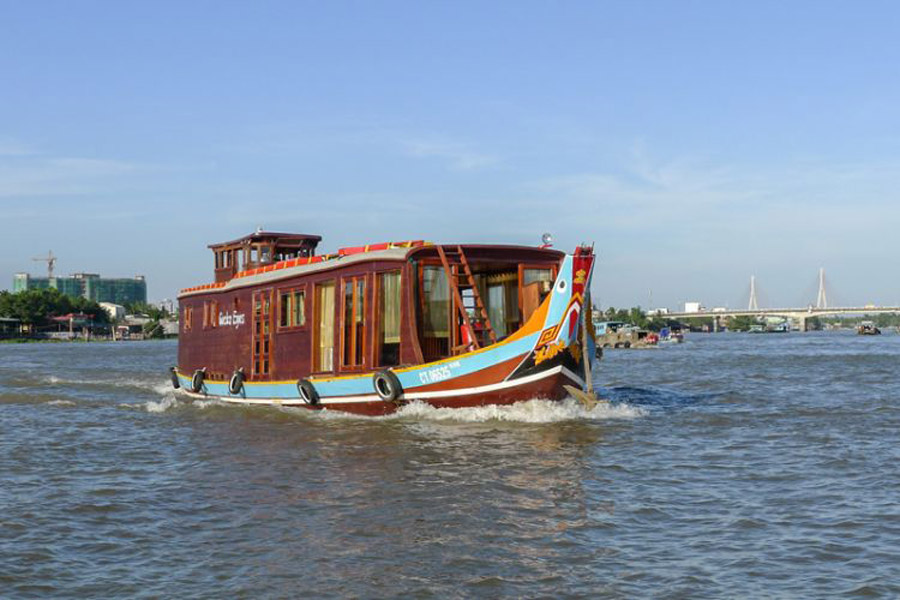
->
[209,230,322,283]
[181,232,561,298]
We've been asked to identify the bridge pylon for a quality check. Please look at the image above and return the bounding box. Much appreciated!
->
[816,268,828,309]
[748,275,758,311]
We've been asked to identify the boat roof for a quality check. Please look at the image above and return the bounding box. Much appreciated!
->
[209,231,322,250]
[180,242,563,298]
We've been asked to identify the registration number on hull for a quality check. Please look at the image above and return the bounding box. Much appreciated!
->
[418,361,461,385]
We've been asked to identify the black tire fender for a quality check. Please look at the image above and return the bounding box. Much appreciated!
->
[373,369,403,402]
[297,378,319,406]
[191,369,205,393]
[229,368,245,395]
[169,366,180,389]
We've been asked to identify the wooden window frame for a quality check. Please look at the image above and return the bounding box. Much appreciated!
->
[311,279,336,375]
[184,305,193,331]
[375,269,402,368]
[277,285,308,331]
[340,274,368,372]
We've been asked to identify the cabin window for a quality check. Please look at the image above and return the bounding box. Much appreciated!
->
[420,266,449,360]
[279,288,306,329]
[521,267,554,322]
[422,267,448,337]
[523,268,553,286]
[482,272,518,338]
[377,270,401,366]
[313,281,335,372]
[260,245,272,263]
[210,300,219,328]
[184,305,193,331]
[342,276,367,369]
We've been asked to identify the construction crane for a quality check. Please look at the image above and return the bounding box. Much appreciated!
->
[32,250,57,279]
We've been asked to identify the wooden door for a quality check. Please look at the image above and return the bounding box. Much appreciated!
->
[252,289,274,378]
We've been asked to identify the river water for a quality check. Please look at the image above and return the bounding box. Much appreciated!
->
[1,333,898,598]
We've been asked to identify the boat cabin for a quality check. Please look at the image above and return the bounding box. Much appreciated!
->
[178,233,565,384]
[210,230,322,283]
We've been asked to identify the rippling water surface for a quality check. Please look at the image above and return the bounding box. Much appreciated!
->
[2,333,899,598]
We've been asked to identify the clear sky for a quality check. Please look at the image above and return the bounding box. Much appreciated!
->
[3,1,899,309]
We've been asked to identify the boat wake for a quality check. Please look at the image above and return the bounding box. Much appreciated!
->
[390,398,645,423]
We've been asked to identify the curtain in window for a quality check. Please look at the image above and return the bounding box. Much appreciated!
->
[317,283,334,371]
[422,267,449,337]
[381,271,401,343]
[523,268,553,285]
[488,284,507,337]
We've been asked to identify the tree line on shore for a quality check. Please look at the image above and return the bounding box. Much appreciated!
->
[0,289,176,326]
[0,289,110,325]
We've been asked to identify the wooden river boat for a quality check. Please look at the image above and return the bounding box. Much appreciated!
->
[171,230,596,415]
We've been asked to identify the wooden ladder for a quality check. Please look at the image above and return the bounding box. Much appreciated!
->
[436,245,498,353]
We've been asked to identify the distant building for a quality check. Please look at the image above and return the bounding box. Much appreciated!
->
[13,272,147,305]
[99,302,126,322]
[0,317,22,337]
[684,301,703,313]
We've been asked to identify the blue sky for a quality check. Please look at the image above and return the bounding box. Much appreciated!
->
[2,1,899,309]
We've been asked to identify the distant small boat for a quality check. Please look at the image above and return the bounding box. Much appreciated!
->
[857,321,881,335]
[659,327,684,343]
[748,322,788,333]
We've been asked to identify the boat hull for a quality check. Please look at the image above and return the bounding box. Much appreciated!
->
[175,363,585,416]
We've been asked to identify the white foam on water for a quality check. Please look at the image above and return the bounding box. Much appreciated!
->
[141,379,646,423]
[145,395,180,413]
[391,398,646,423]
[145,381,230,413]
[296,397,645,423]
[47,399,76,407]
[191,399,230,410]
[152,382,176,397]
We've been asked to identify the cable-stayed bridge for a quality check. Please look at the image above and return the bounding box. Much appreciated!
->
[666,269,900,331]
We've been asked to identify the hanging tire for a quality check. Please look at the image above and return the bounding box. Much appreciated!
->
[169,367,180,389]
[297,378,319,406]
[191,369,205,393]
[373,369,402,402]
[229,369,245,395]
